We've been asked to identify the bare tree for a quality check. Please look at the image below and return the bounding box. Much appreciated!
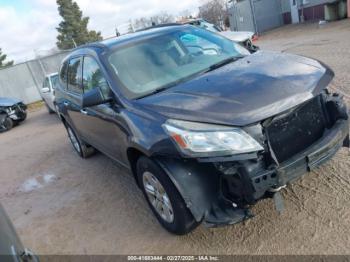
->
[134,17,151,30]
[177,9,195,22]
[133,12,175,30]
[198,0,229,27]
[153,12,175,24]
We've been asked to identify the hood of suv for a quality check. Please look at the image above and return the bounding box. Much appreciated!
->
[0,97,22,107]
[138,51,334,126]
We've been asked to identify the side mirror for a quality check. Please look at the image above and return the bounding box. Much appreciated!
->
[41,87,50,93]
[82,88,110,108]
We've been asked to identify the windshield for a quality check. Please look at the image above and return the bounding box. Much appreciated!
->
[108,27,249,99]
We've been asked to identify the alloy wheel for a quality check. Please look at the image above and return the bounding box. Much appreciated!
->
[142,171,174,223]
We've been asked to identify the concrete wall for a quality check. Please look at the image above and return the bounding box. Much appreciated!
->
[0,51,69,104]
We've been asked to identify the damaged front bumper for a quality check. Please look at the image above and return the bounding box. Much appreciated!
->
[7,103,27,121]
[251,119,348,200]
[156,94,349,228]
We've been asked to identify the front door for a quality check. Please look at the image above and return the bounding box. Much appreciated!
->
[290,0,300,24]
[77,56,129,165]
[65,57,85,135]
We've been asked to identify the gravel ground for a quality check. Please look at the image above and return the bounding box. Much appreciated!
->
[1,20,350,255]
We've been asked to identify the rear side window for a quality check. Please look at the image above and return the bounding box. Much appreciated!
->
[50,75,59,90]
[82,56,111,99]
[59,61,68,89]
[43,77,50,88]
[67,57,83,94]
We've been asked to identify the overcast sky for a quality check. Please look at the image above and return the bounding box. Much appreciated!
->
[0,0,200,63]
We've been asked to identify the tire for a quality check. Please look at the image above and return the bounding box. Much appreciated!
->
[45,103,55,114]
[55,104,61,118]
[20,112,27,121]
[136,156,200,235]
[65,124,95,158]
[0,116,13,132]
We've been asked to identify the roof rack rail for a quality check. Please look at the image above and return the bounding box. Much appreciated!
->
[74,42,107,50]
[136,23,183,32]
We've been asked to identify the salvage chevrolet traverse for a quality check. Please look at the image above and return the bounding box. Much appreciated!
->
[55,25,349,235]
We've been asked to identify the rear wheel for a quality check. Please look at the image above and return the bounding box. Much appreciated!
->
[55,104,60,115]
[0,116,13,132]
[45,103,55,114]
[65,124,95,158]
[136,156,200,235]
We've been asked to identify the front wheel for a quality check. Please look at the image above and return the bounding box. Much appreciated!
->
[137,156,200,235]
[0,116,13,132]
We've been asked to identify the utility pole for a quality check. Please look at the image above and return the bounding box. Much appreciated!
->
[33,49,47,76]
[72,38,77,48]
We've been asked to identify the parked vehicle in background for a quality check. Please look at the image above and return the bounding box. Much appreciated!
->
[184,18,259,53]
[0,204,38,262]
[0,97,27,132]
[55,25,349,235]
[40,73,59,113]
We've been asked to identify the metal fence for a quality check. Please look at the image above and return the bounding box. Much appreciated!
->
[0,51,69,104]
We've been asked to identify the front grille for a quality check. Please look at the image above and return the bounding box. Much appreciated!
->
[266,96,327,163]
[243,39,252,48]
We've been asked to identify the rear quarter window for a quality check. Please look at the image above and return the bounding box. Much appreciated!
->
[43,77,50,88]
[50,75,59,90]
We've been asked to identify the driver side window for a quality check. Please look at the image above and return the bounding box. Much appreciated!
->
[82,56,111,99]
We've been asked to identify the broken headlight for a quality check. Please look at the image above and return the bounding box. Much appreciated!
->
[163,119,263,157]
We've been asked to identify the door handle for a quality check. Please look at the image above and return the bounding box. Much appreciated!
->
[80,109,88,115]
[63,101,69,106]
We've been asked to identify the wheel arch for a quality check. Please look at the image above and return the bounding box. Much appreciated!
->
[126,147,148,187]
[130,153,219,222]
[153,157,219,222]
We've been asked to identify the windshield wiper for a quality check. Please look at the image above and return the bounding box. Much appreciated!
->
[205,56,244,72]
[136,56,244,99]
[136,87,170,99]
[136,70,210,99]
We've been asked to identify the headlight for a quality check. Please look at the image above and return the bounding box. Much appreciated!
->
[163,119,263,157]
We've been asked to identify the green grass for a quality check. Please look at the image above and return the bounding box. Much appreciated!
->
[27,100,45,112]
